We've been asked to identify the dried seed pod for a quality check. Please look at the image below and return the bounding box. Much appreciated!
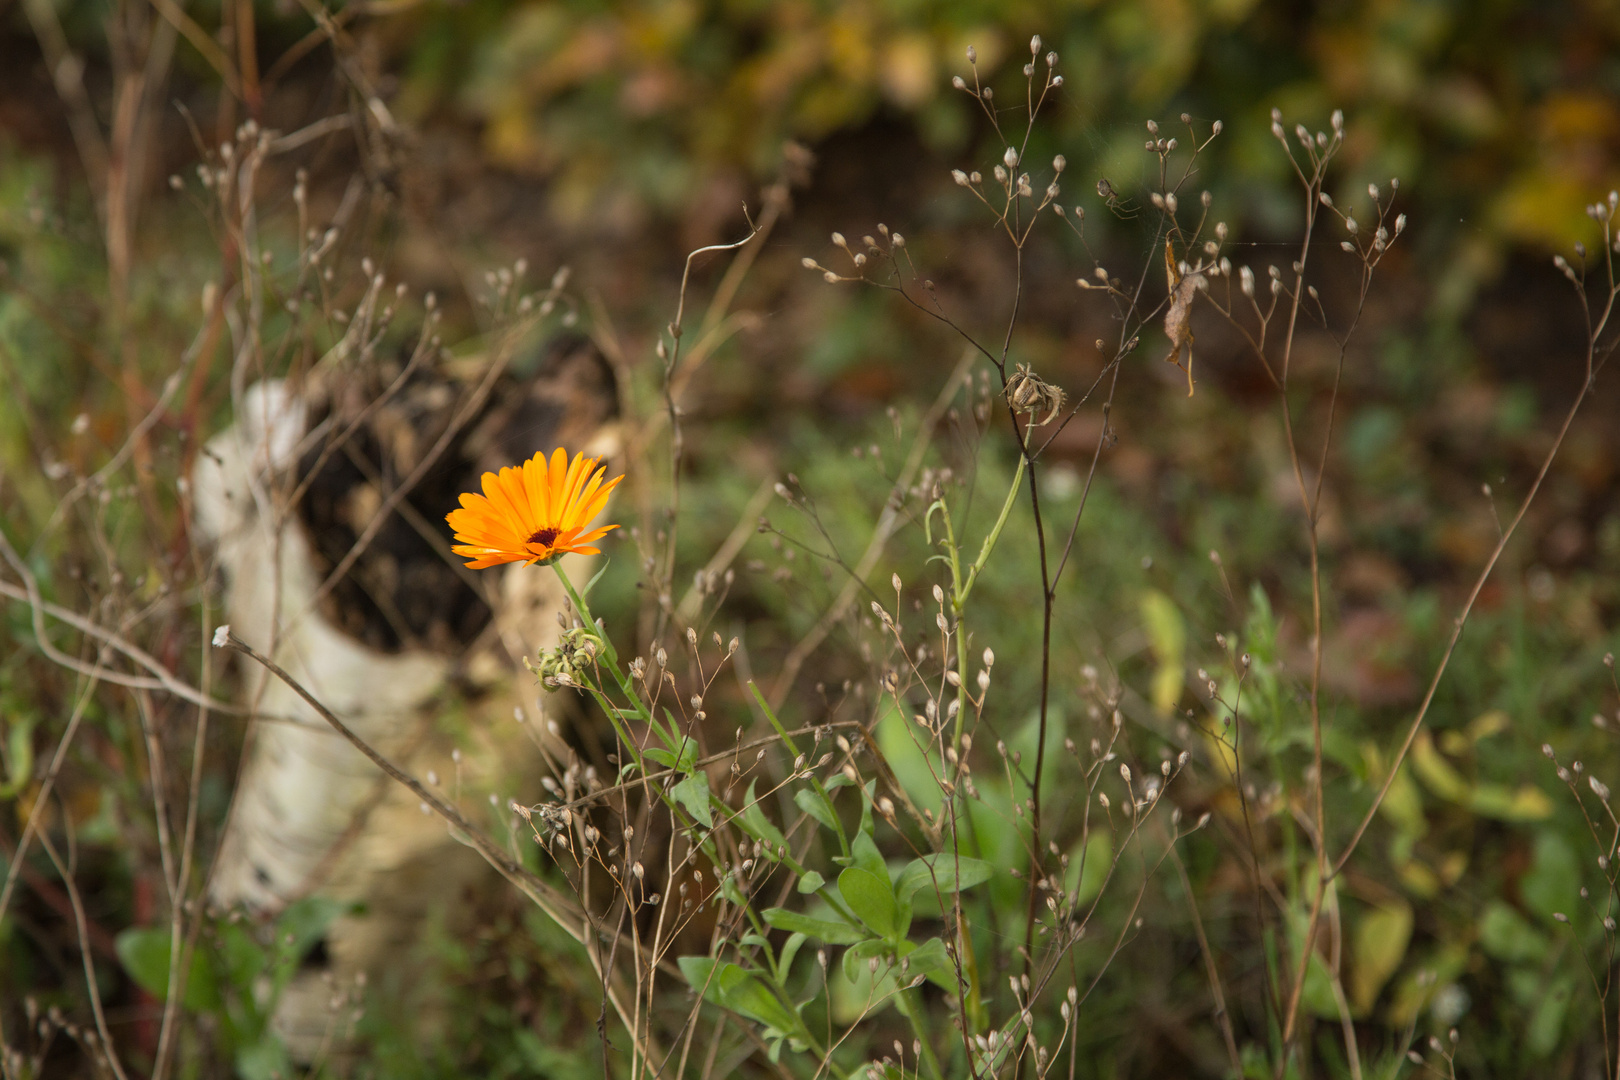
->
[1004,364,1066,425]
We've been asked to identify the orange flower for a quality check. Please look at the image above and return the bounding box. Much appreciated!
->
[447,449,622,569]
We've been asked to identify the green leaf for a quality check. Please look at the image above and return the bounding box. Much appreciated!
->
[646,742,697,772]
[736,780,782,852]
[679,955,719,998]
[0,715,36,799]
[1064,831,1112,907]
[839,867,899,937]
[795,786,839,831]
[850,830,886,880]
[875,704,942,815]
[235,1034,293,1080]
[680,957,798,1035]
[831,939,900,1023]
[274,897,347,962]
[1479,901,1549,964]
[1528,975,1575,1057]
[777,932,807,981]
[857,780,876,843]
[842,937,892,984]
[762,907,868,945]
[797,870,825,894]
[720,970,799,1034]
[1521,831,1580,925]
[115,928,218,1010]
[903,936,955,991]
[672,772,713,828]
[895,854,992,906]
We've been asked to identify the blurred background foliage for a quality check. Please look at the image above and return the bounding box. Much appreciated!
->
[386,0,1620,304]
[2,0,1620,1075]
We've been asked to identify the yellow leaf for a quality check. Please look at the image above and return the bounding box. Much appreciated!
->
[1410,732,1469,802]
[1351,901,1413,1015]
[1468,784,1553,822]
[1139,590,1186,713]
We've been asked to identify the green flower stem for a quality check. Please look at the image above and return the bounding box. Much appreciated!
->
[897,984,946,1080]
[748,681,851,858]
[938,453,1026,749]
[957,453,1026,611]
[551,562,676,750]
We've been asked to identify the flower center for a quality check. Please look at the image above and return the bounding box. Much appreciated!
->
[527,526,560,549]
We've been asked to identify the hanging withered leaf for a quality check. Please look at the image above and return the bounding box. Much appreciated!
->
[1162,239,1206,397]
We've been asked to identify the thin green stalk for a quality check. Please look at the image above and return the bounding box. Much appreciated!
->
[898,984,946,1080]
[941,453,1026,749]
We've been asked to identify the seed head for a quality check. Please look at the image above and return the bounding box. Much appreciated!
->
[1004,364,1066,425]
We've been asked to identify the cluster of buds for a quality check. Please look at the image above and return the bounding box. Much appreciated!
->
[527,625,603,690]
